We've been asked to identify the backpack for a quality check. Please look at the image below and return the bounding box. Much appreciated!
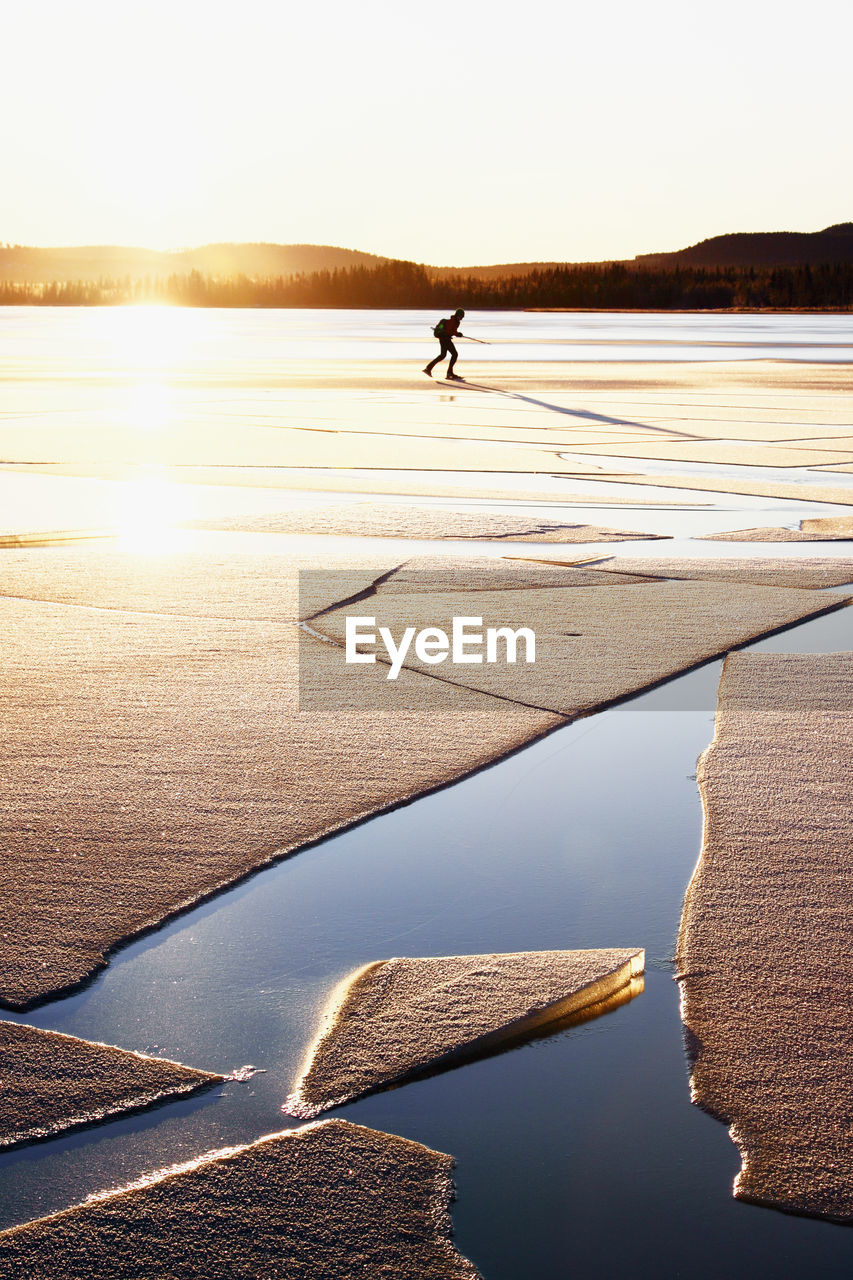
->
[433,318,446,338]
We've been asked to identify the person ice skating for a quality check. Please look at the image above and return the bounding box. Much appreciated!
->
[424,309,466,379]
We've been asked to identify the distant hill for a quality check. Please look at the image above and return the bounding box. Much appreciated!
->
[1,224,851,285]
[0,242,389,283]
[635,224,853,268]
[177,243,390,276]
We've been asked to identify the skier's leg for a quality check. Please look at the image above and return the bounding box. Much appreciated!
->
[446,339,459,376]
[425,337,448,375]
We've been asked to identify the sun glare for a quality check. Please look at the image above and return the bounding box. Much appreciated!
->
[114,474,192,553]
[98,305,193,374]
[123,381,173,432]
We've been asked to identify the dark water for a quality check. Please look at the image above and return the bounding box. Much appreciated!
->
[1,606,851,1276]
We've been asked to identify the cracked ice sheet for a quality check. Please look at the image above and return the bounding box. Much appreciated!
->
[0,463,698,509]
[0,1120,480,1280]
[560,440,853,469]
[189,359,853,396]
[0,547,657,630]
[285,949,644,1117]
[186,503,668,543]
[0,595,558,1008]
[313,578,849,715]
[618,419,853,439]
[0,1023,222,1150]
[0,546,403,622]
[813,461,853,475]
[572,471,853,510]
[704,515,853,542]
[577,557,853,589]
[0,469,349,543]
[377,557,654,591]
[677,653,853,1222]
[0,415,604,476]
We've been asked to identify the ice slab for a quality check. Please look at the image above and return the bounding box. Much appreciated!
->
[572,470,853,509]
[0,1120,479,1279]
[0,462,687,508]
[381,556,653,591]
[0,414,604,476]
[560,440,853,468]
[705,515,853,542]
[187,503,668,543]
[0,596,557,1007]
[0,1021,221,1149]
[0,546,401,622]
[677,653,853,1222]
[584,556,853,589]
[812,461,853,475]
[286,949,644,1116]
[315,578,849,715]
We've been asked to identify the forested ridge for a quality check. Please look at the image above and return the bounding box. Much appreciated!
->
[1,257,851,309]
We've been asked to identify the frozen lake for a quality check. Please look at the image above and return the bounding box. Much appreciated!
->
[0,307,851,1276]
[1,306,851,370]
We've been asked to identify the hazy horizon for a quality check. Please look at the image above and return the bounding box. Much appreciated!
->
[4,222,852,270]
[4,0,851,264]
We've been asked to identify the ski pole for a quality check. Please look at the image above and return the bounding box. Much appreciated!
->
[462,335,491,345]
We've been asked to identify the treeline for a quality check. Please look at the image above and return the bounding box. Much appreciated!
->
[1,259,851,309]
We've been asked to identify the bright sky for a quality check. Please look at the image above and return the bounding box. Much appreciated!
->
[3,0,851,264]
